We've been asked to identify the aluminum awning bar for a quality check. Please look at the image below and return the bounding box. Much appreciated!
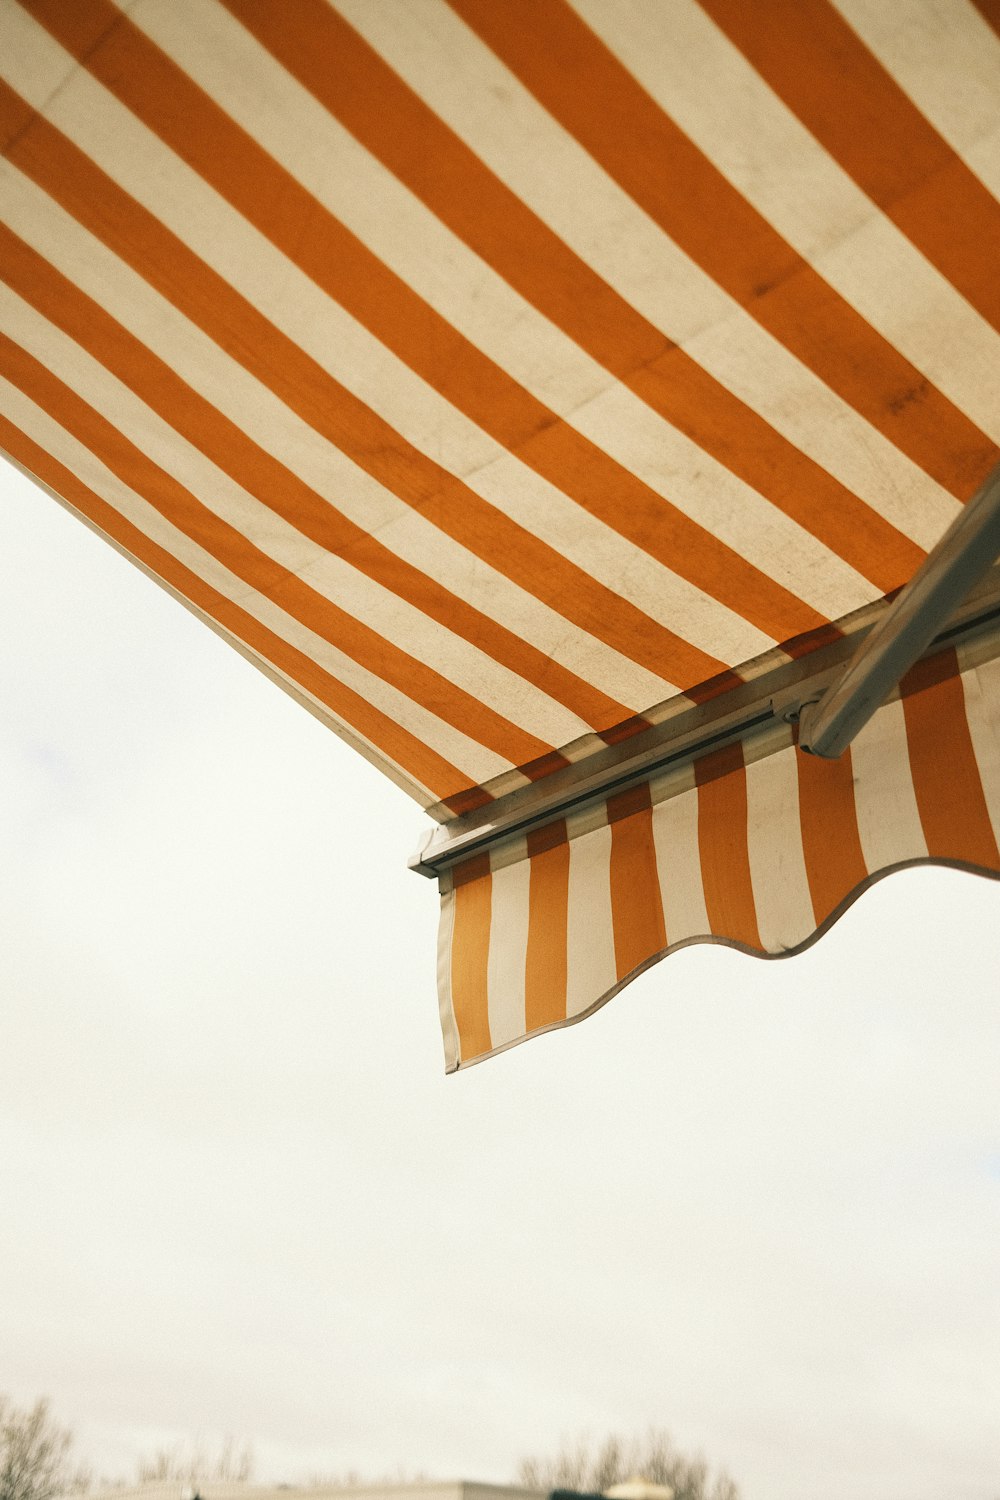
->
[411,566,1000,880]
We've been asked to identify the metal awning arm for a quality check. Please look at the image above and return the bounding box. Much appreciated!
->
[798,464,1000,759]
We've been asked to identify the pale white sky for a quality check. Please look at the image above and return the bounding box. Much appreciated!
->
[1,457,999,1500]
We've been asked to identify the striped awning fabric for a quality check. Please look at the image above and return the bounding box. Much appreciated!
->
[441,640,1000,1067]
[2,0,1000,1067]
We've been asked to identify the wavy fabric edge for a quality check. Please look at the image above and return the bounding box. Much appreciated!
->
[439,647,1000,1070]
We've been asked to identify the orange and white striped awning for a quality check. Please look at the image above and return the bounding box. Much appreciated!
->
[2,0,999,1067]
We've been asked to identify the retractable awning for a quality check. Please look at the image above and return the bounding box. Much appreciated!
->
[2,0,999,1069]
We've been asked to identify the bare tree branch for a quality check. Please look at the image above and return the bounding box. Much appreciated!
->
[0,1397,89,1500]
[515,1429,738,1500]
[135,1441,255,1486]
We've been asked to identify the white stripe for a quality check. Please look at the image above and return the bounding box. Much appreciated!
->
[958,657,1000,850]
[0,2,69,98]
[436,885,461,1072]
[565,820,617,1018]
[851,695,928,871]
[335,0,962,549]
[0,372,511,790]
[744,743,816,951]
[0,5,685,708]
[834,0,1000,202]
[577,0,1000,445]
[817,214,1000,444]
[1,163,598,749]
[131,0,879,623]
[651,784,711,944]
[486,839,531,1049]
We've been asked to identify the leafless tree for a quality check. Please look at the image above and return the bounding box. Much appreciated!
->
[135,1440,254,1486]
[0,1397,90,1500]
[516,1429,738,1500]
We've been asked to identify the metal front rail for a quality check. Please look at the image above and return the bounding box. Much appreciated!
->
[410,567,1000,879]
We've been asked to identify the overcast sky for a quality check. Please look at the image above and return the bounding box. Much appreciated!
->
[1,455,999,1500]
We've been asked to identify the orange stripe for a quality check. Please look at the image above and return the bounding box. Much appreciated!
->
[969,2,1000,42]
[0,258,552,773]
[453,0,998,503]
[606,782,667,977]
[702,0,1000,338]
[524,821,570,1032]
[20,0,826,660]
[694,742,762,948]
[442,785,493,818]
[795,737,868,926]
[901,648,1000,869]
[0,82,635,738]
[0,418,469,800]
[450,854,493,1062]
[227,0,925,601]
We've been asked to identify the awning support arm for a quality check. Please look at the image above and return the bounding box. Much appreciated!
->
[798,463,1000,759]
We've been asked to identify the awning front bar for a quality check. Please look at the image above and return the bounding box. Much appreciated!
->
[410,564,1000,879]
